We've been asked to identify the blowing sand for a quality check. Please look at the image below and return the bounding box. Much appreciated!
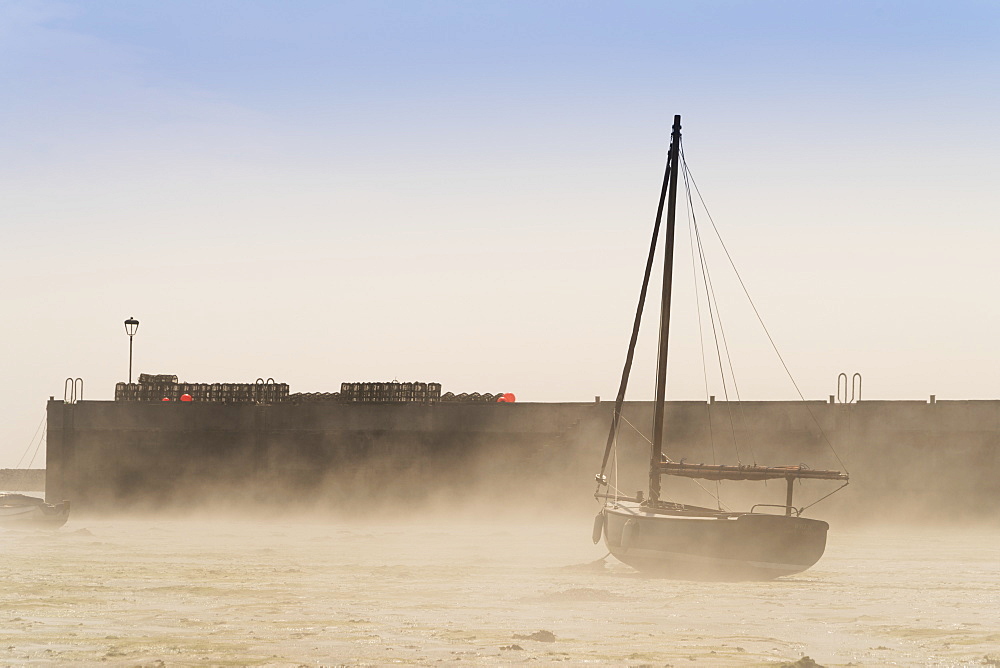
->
[1,515,998,666]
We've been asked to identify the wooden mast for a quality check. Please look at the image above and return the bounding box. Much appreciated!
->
[649,115,683,503]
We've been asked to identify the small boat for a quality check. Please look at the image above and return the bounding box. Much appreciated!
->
[0,494,70,529]
[593,115,848,580]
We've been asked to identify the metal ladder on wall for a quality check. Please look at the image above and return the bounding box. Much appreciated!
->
[63,377,83,404]
[836,372,862,404]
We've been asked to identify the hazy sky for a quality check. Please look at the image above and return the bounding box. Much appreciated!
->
[2,1,999,466]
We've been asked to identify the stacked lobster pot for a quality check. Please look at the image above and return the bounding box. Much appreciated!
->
[339,381,442,403]
[115,374,179,402]
[285,392,342,404]
[114,374,289,404]
[439,391,507,403]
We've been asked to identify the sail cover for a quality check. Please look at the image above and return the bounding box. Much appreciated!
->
[657,462,848,482]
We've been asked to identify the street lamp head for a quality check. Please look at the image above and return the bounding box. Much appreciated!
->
[124,317,139,337]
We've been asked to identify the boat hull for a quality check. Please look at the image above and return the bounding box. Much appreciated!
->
[601,502,829,580]
[0,495,70,529]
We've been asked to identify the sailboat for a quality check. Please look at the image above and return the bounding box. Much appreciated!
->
[0,494,70,529]
[592,115,848,580]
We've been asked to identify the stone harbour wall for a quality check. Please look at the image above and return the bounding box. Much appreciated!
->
[44,398,1000,522]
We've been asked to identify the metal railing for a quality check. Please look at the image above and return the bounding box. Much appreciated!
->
[63,377,83,404]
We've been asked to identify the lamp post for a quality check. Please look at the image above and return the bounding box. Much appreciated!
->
[124,317,139,383]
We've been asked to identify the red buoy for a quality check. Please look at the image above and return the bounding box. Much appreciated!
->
[503,392,516,403]
[496,396,507,402]
[161,397,171,402]
[180,394,193,402]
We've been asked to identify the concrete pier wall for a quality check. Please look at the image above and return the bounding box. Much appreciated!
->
[45,398,1000,522]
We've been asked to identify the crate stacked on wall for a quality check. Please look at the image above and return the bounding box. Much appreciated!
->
[339,382,442,403]
[114,374,289,404]
[285,392,341,404]
[439,391,507,403]
[114,373,178,402]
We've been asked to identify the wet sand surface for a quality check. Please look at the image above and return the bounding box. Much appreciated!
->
[1,516,998,666]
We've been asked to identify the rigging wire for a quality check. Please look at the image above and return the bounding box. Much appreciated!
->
[683,159,849,475]
[694,478,732,511]
[797,481,851,514]
[26,422,46,469]
[608,405,731,510]
[682,152,743,465]
[619,413,654,448]
[681,145,757,466]
[15,413,46,469]
[684,153,721,508]
[604,412,730,509]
